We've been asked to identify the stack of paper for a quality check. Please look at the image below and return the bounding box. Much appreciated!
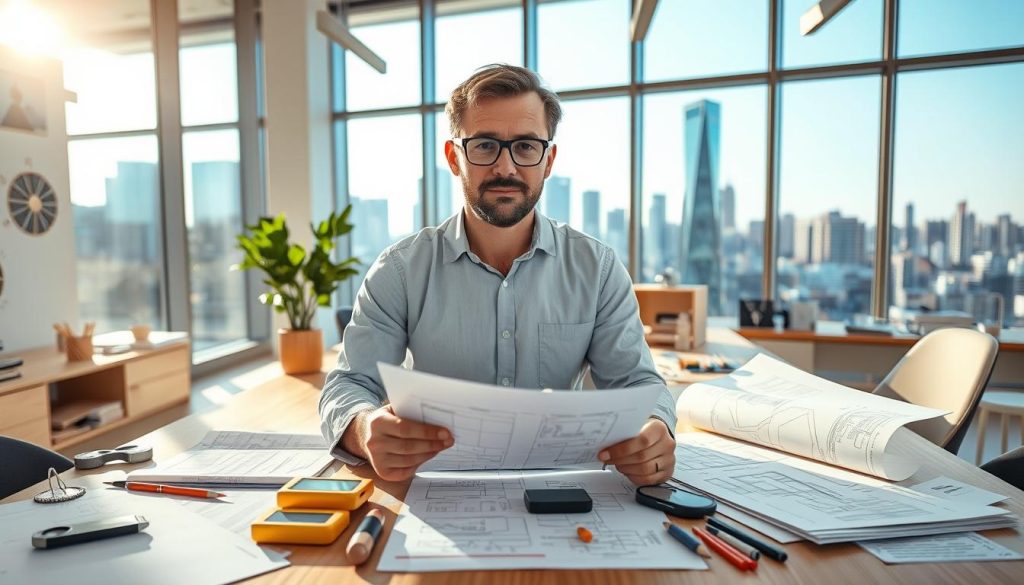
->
[127,430,333,487]
[670,355,1018,544]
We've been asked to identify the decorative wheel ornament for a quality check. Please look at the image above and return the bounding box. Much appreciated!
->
[7,172,58,235]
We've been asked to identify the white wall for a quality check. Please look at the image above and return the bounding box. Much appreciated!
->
[0,44,78,352]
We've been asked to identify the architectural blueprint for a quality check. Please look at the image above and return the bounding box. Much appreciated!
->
[674,353,947,479]
[379,364,662,471]
[377,469,708,572]
[671,432,1016,544]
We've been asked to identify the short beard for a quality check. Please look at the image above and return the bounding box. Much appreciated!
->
[463,176,542,228]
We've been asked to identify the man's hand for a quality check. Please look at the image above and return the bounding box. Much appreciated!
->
[342,405,453,481]
[598,419,675,486]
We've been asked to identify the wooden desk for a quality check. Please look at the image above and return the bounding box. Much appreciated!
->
[736,323,1024,389]
[5,351,1024,583]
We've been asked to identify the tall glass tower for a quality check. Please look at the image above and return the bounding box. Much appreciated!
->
[680,99,722,314]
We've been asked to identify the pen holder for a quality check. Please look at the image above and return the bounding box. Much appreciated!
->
[65,336,94,362]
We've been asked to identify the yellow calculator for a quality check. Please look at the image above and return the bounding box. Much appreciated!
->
[277,477,373,511]
[251,508,350,545]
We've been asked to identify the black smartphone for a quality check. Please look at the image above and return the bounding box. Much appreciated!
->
[635,484,716,519]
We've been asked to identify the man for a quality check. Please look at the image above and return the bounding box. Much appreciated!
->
[319,64,676,485]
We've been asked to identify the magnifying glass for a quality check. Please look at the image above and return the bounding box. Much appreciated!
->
[635,484,717,519]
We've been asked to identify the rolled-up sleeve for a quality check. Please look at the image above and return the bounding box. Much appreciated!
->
[585,250,677,435]
[319,249,410,465]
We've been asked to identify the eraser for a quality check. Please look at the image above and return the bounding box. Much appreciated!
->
[524,488,592,514]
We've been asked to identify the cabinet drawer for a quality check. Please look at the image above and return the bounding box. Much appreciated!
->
[127,372,190,417]
[124,348,189,385]
[0,385,50,446]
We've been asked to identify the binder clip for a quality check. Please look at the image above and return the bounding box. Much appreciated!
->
[74,444,153,470]
[34,468,86,504]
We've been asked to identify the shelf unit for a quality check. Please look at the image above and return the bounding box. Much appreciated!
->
[0,340,191,450]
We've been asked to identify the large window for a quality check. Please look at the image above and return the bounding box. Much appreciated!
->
[64,0,262,366]
[330,1,1024,330]
[180,20,249,354]
[641,87,767,317]
[65,0,164,334]
[890,63,1024,327]
[777,76,880,322]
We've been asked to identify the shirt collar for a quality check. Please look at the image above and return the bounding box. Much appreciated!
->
[442,209,557,265]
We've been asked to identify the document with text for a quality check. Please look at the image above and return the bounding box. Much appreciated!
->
[379,363,662,472]
[675,353,947,480]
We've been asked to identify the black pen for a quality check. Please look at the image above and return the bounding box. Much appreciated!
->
[707,516,788,562]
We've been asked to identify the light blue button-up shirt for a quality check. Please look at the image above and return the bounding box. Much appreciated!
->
[319,210,676,464]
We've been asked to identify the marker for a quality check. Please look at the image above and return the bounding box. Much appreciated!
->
[104,481,225,500]
[692,526,757,571]
[707,516,788,562]
[576,526,593,543]
[346,509,386,565]
[707,525,760,560]
[662,522,711,558]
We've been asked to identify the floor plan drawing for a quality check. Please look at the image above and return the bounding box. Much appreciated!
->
[380,363,663,472]
[675,353,948,479]
[378,469,708,572]
[524,413,619,467]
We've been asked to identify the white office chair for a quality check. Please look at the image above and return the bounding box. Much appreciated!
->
[872,328,998,455]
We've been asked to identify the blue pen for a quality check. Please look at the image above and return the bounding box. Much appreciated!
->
[662,522,711,558]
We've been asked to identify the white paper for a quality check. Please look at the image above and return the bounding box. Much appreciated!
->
[676,353,947,479]
[379,364,663,471]
[910,477,1010,507]
[859,532,1024,564]
[378,469,707,572]
[127,431,332,486]
[0,489,287,585]
[174,489,279,535]
[671,432,1016,544]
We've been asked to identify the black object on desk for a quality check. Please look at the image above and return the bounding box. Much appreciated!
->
[707,515,788,562]
[32,514,149,549]
[524,488,592,513]
[636,484,716,519]
[0,357,23,370]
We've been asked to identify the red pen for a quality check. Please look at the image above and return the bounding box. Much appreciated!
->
[693,526,757,571]
[104,480,226,500]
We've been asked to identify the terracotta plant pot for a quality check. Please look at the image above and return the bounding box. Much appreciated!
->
[278,328,323,374]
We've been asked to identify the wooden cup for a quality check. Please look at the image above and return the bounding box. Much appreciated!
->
[65,336,94,362]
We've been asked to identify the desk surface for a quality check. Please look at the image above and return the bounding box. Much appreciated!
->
[736,321,1024,351]
[5,336,1024,584]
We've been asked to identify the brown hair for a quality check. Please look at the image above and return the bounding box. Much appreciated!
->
[446,64,563,139]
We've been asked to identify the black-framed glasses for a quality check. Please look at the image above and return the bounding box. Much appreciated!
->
[457,137,552,167]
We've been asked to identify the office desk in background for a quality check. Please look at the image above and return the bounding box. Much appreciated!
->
[736,322,1024,390]
[4,333,1023,584]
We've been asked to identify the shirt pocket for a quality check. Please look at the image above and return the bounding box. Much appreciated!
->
[537,321,595,389]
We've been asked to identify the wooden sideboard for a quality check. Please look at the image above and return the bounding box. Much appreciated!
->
[0,341,191,450]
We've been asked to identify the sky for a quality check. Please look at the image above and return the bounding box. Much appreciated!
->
[55,0,1024,238]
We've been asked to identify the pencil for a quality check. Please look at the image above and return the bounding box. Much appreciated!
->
[707,516,788,562]
[707,525,761,560]
[693,526,757,571]
[105,481,226,500]
[662,522,711,558]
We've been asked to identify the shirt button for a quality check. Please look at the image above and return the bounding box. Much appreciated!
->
[502,330,511,339]
[502,280,509,288]
[502,378,511,386]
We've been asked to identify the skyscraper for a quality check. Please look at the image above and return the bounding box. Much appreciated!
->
[779,213,796,259]
[606,208,627,264]
[719,184,735,230]
[679,99,722,314]
[950,200,974,267]
[904,203,916,252]
[809,211,864,265]
[545,175,571,224]
[997,214,1017,257]
[582,190,601,238]
[105,161,160,263]
[926,219,949,268]
[647,193,667,279]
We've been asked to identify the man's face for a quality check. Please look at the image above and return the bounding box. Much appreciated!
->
[445,92,557,228]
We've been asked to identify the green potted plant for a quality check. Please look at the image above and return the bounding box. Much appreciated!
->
[234,207,359,374]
